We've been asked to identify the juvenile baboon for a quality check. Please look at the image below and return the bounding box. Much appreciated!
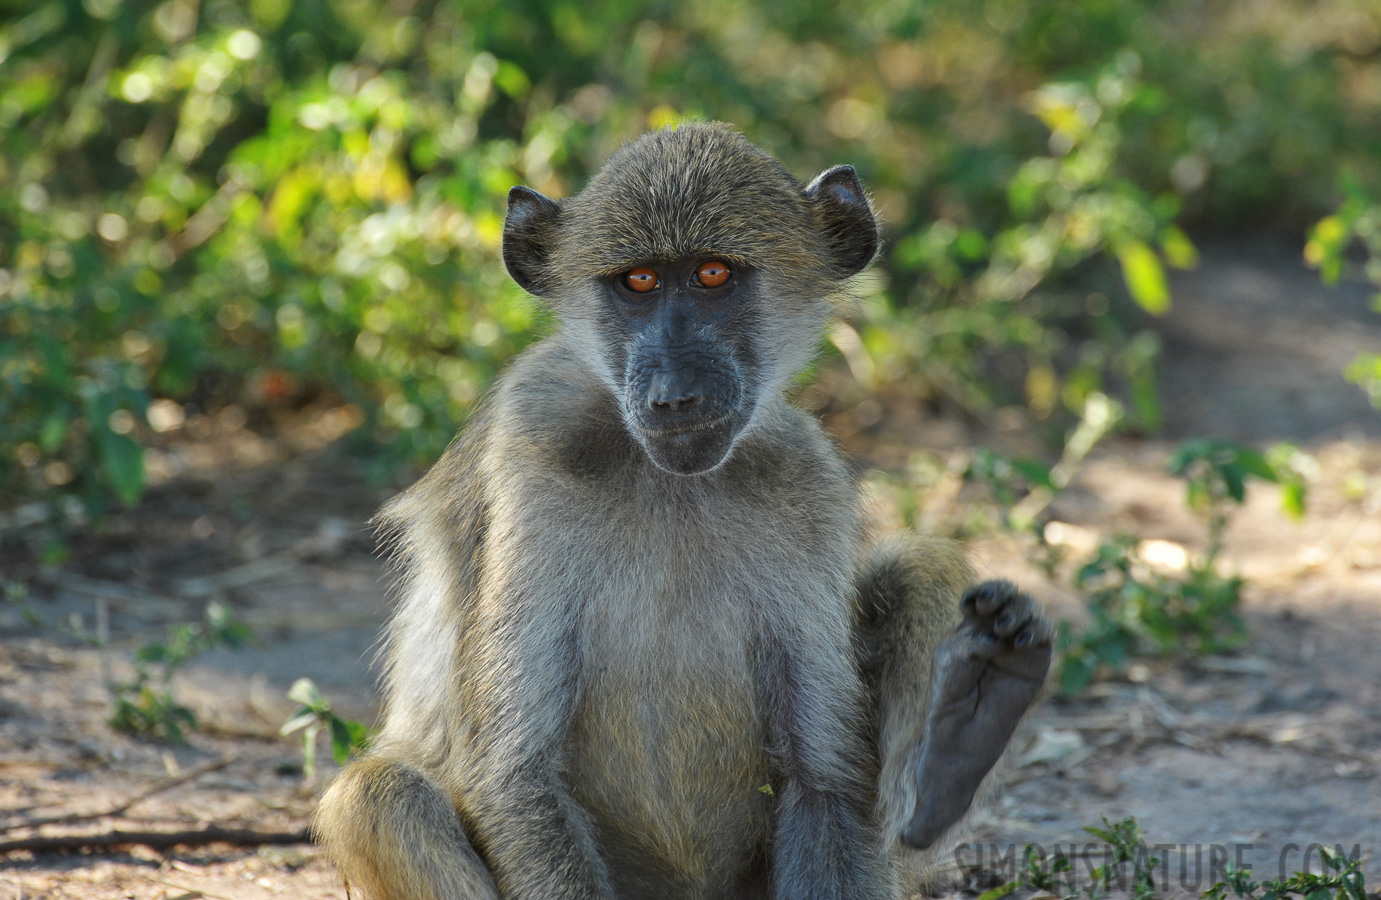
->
[315,123,1052,900]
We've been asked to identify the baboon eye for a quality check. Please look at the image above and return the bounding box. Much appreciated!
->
[623,268,661,293]
[695,260,731,288]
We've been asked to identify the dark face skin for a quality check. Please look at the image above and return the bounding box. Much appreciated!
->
[601,257,759,476]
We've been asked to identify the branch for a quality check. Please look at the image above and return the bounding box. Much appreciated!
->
[0,825,310,855]
[1,756,234,832]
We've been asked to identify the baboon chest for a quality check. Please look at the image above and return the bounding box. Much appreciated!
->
[562,495,834,883]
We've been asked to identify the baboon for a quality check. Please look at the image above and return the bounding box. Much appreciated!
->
[315,123,1052,900]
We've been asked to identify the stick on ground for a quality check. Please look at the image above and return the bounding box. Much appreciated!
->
[0,825,310,855]
[0,756,235,832]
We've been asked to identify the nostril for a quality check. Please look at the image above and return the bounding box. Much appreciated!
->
[647,371,702,413]
[652,393,699,411]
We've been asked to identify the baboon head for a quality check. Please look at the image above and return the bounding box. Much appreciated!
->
[502,123,878,475]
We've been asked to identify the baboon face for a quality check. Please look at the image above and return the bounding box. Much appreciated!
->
[601,255,756,475]
[502,123,879,475]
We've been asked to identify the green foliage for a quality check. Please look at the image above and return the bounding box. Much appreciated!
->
[1,574,39,627]
[108,600,251,743]
[1056,438,1309,694]
[4,0,1380,511]
[969,433,1310,695]
[1306,175,1381,290]
[997,818,1369,900]
[1307,178,1381,407]
[988,817,1157,900]
[1057,534,1245,695]
[1168,438,1310,553]
[1345,353,1381,409]
[873,65,1185,425]
[969,448,1058,509]
[281,677,371,782]
[1206,847,1368,900]
[968,392,1124,548]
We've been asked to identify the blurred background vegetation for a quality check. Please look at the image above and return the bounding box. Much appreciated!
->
[4,0,1381,514]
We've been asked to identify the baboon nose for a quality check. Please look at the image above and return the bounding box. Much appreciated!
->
[650,392,700,411]
[648,373,700,413]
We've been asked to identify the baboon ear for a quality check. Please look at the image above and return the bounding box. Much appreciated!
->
[503,186,562,297]
[804,165,879,277]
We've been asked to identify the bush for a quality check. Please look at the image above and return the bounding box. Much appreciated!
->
[3,0,1379,510]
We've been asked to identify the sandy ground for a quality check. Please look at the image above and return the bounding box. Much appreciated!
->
[1,241,1378,898]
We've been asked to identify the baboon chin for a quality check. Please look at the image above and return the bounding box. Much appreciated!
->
[314,122,1053,900]
[635,422,740,476]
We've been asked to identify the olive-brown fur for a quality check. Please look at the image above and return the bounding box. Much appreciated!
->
[314,123,1045,900]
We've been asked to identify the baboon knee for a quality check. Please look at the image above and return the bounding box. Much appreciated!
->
[315,756,497,900]
[855,534,973,845]
[856,533,971,665]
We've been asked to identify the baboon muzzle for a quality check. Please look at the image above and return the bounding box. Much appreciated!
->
[626,351,744,475]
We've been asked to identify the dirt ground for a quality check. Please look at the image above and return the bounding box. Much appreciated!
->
[2,240,1379,899]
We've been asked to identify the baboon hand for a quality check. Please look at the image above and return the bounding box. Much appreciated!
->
[900,579,1053,850]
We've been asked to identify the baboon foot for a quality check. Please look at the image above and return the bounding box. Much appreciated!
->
[900,579,1053,849]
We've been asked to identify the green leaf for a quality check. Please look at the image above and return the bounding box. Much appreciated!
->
[287,677,327,709]
[1160,225,1199,269]
[347,718,370,748]
[1229,448,1277,482]
[494,61,531,100]
[280,710,318,736]
[1220,464,1246,503]
[977,881,1018,900]
[135,643,169,664]
[1058,654,1095,696]
[330,718,355,764]
[39,415,68,453]
[1116,239,1172,315]
[953,228,989,262]
[94,427,145,507]
[1167,438,1211,474]
[1306,215,1350,284]
[1280,482,1306,520]
[1012,458,1057,490]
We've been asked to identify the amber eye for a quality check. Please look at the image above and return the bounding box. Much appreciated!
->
[695,260,731,288]
[623,268,660,293]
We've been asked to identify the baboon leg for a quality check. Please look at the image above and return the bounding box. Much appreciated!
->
[315,755,499,900]
[854,534,971,850]
[898,578,1052,849]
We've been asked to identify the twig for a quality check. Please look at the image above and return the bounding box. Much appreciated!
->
[920,449,971,532]
[38,571,181,609]
[174,551,300,598]
[0,825,310,855]
[150,874,231,900]
[154,178,246,262]
[1,756,234,832]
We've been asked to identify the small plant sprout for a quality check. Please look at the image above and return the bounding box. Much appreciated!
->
[108,601,251,744]
[281,677,371,782]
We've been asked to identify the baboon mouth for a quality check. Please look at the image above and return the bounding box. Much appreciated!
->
[636,413,735,440]
[635,416,740,476]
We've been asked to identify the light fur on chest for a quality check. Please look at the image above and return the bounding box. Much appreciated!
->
[558,476,848,875]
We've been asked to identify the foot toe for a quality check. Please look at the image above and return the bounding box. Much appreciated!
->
[962,579,1018,619]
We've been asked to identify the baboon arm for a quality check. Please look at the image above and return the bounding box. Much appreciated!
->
[456,586,614,900]
[755,633,895,900]
[464,763,613,900]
